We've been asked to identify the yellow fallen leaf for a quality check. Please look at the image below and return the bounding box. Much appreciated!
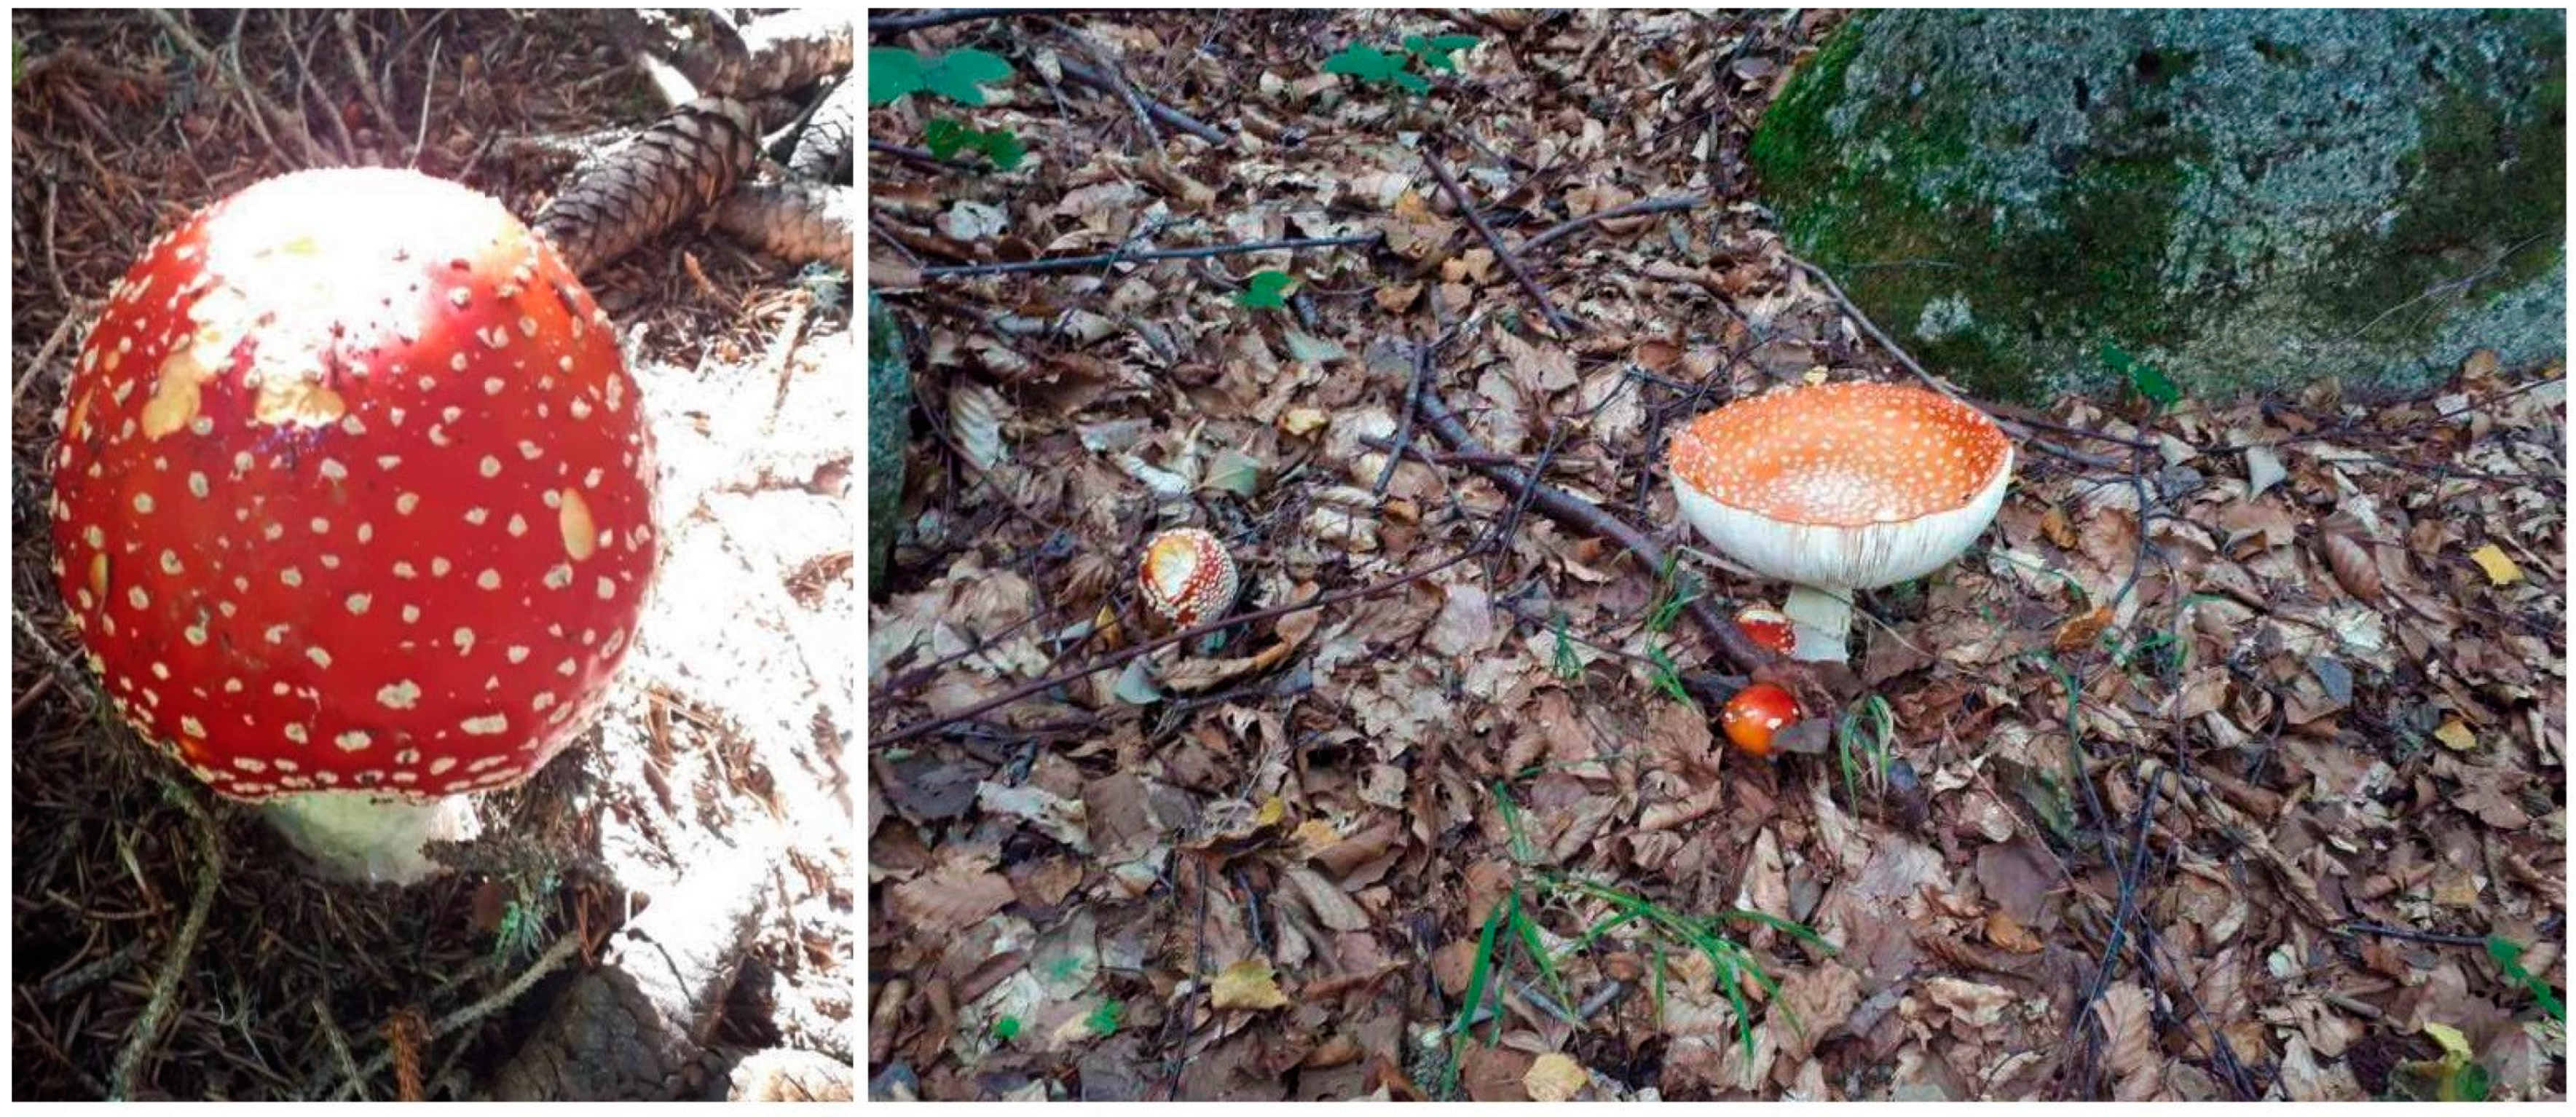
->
[2434,718,2478,752]
[1210,958,1290,1011]
[2468,544,2523,585]
[1280,408,1331,436]
[1523,1051,1589,1102]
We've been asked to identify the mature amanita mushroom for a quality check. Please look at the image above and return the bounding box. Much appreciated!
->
[1137,527,1237,631]
[47,167,657,883]
[1669,382,2011,662]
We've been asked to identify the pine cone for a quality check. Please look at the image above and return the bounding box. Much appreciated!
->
[536,98,759,276]
[787,76,858,184]
[714,180,853,270]
[669,9,854,100]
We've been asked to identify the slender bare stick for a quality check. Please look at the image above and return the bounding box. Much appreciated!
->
[108,786,222,1100]
[920,233,1379,279]
[1054,55,1228,146]
[1521,192,1709,255]
[1422,143,1578,336]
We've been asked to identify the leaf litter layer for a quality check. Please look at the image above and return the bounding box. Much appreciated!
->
[865,8,2565,1102]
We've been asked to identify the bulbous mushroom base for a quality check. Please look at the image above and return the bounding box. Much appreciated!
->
[1781,584,1855,663]
[259,791,485,885]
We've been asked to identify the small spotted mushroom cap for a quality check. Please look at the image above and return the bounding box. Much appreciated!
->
[1137,528,1237,630]
[1669,382,2012,591]
[48,168,657,805]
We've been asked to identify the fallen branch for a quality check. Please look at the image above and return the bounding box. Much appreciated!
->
[868,8,1054,36]
[868,138,981,172]
[1055,55,1228,146]
[873,548,1485,748]
[919,232,1379,279]
[1521,192,1708,255]
[1411,384,1771,674]
[1423,143,1578,336]
[108,784,222,1100]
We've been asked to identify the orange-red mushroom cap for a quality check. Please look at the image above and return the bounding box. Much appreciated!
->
[1138,527,1237,631]
[47,168,657,805]
[1669,382,2012,591]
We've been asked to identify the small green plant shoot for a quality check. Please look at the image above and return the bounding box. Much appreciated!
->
[873,46,1025,170]
[1237,269,1295,309]
[1322,33,1478,95]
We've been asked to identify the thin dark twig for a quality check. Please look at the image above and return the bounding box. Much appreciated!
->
[1521,192,1708,255]
[1413,384,1770,674]
[868,138,982,172]
[1055,55,1227,146]
[874,547,1485,747]
[1422,143,1578,336]
[920,233,1379,279]
[869,8,1064,36]
[108,786,222,1100]
[1375,338,1435,496]
[2338,922,2490,947]
[1044,18,1160,147]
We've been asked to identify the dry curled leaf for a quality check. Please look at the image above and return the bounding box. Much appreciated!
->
[2093,984,2160,1101]
[2316,530,2380,602]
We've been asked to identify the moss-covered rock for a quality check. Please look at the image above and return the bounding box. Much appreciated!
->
[1752,9,2564,402]
[868,294,911,597]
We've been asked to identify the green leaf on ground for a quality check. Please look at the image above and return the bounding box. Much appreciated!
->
[2101,341,2181,408]
[1238,269,1295,308]
[1323,43,1411,87]
[1403,33,1480,71]
[870,47,926,104]
[923,47,1015,105]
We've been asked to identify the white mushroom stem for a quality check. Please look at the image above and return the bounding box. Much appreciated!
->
[1781,583,1856,663]
[259,792,485,885]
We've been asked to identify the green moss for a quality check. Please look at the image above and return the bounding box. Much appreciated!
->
[1755,20,2199,401]
[868,294,913,596]
[2309,29,2565,342]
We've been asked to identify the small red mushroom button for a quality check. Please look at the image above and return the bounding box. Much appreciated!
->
[1137,527,1238,631]
[47,168,657,881]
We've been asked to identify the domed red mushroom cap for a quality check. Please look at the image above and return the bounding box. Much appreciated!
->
[1137,527,1237,631]
[1668,382,2011,591]
[47,167,656,816]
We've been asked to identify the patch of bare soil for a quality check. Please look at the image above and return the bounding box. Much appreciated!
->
[865,9,2565,1102]
[12,8,854,1100]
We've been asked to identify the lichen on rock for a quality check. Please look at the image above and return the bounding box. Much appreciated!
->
[1753,9,2565,401]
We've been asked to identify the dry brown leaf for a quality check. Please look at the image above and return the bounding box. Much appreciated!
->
[890,858,1015,935]
[1210,958,1291,1011]
[2317,530,2381,602]
[2094,983,2160,1101]
[1522,1052,1588,1102]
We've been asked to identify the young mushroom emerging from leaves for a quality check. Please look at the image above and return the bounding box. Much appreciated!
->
[1669,382,2012,663]
[1137,527,1237,632]
[48,168,659,884]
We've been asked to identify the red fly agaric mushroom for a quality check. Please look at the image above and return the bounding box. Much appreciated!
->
[1669,382,2011,663]
[47,167,657,883]
[1733,606,1796,658]
[1137,527,1237,631]
[1720,682,1800,757]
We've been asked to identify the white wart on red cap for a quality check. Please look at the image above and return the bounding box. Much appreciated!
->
[1137,528,1237,629]
[1668,382,2012,592]
[47,169,657,846]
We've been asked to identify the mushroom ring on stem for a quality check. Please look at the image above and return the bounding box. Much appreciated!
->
[48,168,658,884]
[1668,382,2011,662]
